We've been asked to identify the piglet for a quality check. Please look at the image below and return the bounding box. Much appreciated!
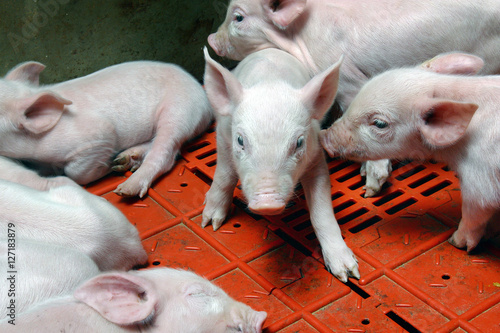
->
[0,179,147,271]
[0,268,267,333]
[202,47,358,282]
[0,60,213,197]
[320,53,500,252]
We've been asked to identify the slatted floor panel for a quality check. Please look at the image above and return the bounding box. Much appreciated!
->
[86,126,500,333]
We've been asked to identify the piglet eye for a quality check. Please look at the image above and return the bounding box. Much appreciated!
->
[296,136,304,149]
[373,119,388,129]
[237,135,244,147]
[234,14,244,22]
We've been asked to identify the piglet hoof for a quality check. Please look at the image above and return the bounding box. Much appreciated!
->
[112,151,143,173]
[363,186,378,198]
[201,207,229,231]
[324,247,359,283]
[114,181,149,198]
[448,230,480,253]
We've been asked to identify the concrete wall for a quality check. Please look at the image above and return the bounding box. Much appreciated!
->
[0,0,235,83]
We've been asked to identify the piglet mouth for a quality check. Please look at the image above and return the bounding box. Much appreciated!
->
[247,194,287,216]
[333,146,365,159]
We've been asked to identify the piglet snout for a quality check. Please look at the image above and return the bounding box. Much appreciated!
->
[248,193,286,215]
[208,33,225,57]
[319,128,340,157]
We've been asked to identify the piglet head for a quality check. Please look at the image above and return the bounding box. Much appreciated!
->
[320,64,479,163]
[209,0,307,60]
[204,48,340,216]
[77,268,267,333]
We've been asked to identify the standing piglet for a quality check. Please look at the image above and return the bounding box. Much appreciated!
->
[320,53,500,252]
[209,0,500,196]
[202,47,358,282]
[0,60,213,197]
[0,268,267,333]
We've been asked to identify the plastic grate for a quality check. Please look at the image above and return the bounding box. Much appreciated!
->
[85,128,500,333]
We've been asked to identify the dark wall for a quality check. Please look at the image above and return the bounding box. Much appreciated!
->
[0,0,235,83]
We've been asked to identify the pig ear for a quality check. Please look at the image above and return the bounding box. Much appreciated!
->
[419,99,478,148]
[5,61,46,86]
[17,92,72,134]
[421,53,484,75]
[203,47,243,117]
[74,272,158,325]
[262,0,307,29]
[300,55,342,120]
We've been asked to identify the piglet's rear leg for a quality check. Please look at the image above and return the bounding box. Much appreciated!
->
[114,138,179,198]
[448,201,495,252]
[112,142,152,173]
[114,111,185,198]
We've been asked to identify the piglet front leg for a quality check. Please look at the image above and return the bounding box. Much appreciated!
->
[301,155,359,282]
[449,201,497,252]
[202,137,238,231]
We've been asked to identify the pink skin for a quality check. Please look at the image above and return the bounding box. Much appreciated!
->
[320,53,500,252]
[202,47,359,282]
[1,268,267,333]
[0,179,147,272]
[0,61,213,198]
[0,178,147,318]
[0,238,100,320]
[209,0,500,197]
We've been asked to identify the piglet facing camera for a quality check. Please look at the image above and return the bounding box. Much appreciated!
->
[0,60,213,198]
[320,52,500,252]
[202,47,359,282]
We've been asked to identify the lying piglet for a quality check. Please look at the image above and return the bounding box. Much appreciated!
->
[0,268,267,333]
[0,60,213,197]
[320,53,500,252]
[0,179,147,271]
[202,47,359,282]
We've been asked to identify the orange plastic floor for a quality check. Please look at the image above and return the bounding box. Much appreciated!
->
[85,126,500,333]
